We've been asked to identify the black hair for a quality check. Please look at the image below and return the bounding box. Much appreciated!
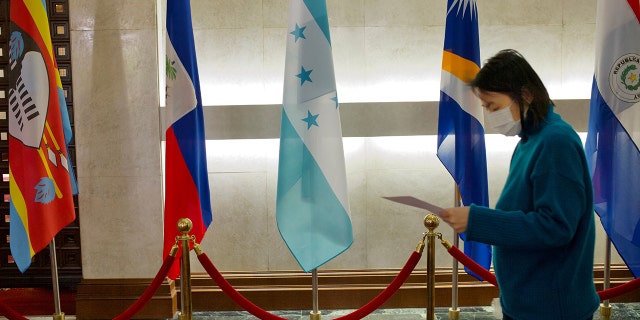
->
[470,49,552,135]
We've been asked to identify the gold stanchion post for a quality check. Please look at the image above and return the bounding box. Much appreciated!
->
[424,214,440,320]
[177,218,194,320]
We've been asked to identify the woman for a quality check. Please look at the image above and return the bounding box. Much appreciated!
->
[439,49,599,320]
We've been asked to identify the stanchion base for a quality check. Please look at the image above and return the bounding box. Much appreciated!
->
[178,311,192,320]
[600,304,612,320]
[448,308,460,320]
[310,311,321,320]
[53,312,65,320]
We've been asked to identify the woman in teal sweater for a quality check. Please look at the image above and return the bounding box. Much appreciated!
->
[439,49,600,320]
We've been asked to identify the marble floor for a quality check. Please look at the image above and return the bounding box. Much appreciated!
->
[182,303,640,320]
[16,303,640,319]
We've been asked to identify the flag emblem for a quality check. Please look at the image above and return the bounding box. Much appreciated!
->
[9,37,49,150]
[608,53,640,102]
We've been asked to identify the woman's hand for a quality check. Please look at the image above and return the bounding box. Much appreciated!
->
[439,206,470,233]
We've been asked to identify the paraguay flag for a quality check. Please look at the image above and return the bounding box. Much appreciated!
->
[164,0,212,279]
[585,0,640,278]
[8,0,77,273]
[276,0,353,272]
[436,0,492,278]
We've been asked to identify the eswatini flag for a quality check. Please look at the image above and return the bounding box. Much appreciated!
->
[9,0,77,273]
[164,0,212,279]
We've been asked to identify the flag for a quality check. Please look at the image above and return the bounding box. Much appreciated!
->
[436,0,492,278]
[585,0,640,278]
[164,0,212,279]
[8,0,77,272]
[276,0,353,272]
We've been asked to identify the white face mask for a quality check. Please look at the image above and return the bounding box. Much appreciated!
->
[485,104,521,136]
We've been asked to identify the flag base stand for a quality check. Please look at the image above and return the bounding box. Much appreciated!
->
[310,311,321,320]
[448,308,460,320]
[53,312,65,320]
[599,304,612,320]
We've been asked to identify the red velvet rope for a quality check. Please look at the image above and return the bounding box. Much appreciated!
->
[198,250,422,320]
[113,254,176,320]
[447,245,498,286]
[0,299,28,320]
[447,244,640,301]
[334,250,422,320]
[598,277,640,301]
[197,252,288,320]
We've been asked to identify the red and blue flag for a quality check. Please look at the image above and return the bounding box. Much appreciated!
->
[164,0,212,279]
[585,0,640,278]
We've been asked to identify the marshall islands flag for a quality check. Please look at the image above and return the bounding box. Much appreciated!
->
[585,0,640,278]
[164,0,212,279]
[276,0,353,272]
[8,0,77,273]
[436,0,492,278]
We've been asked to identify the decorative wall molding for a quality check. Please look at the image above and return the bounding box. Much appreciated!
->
[159,99,591,141]
[75,278,176,319]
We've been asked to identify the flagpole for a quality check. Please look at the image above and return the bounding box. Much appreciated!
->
[449,188,461,320]
[310,269,321,319]
[600,237,612,320]
[49,239,65,320]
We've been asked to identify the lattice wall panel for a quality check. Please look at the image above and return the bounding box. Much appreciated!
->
[0,0,81,288]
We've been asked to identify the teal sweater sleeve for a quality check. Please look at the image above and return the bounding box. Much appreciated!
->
[466,118,589,249]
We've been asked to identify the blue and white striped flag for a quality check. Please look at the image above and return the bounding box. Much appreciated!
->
[276,0,353,272]
[436,0,492,278]
[585,0,640,278]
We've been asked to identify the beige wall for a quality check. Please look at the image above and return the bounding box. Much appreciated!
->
[71,0,619,280]
[71,0,164,278]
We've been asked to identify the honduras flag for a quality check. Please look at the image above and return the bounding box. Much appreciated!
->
[276,0,353,272]
[436,0,492,279]
[164,0,212,279]
[585,0,640,278]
